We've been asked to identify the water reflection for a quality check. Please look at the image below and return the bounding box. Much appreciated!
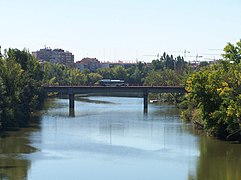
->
[1,97,241,180]
[69,108,75,117]
[26,97,200,180]
[190,135,241,180]
[0,118,40,180]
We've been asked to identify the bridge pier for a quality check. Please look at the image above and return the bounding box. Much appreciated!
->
[44,86,186,116]
[143,91,148,113]
[69,107,75,117]
[69,93,75,117]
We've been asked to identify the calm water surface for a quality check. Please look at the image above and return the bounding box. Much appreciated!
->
[1,97,241,180]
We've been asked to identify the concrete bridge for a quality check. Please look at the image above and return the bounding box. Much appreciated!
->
[43,85,186,115]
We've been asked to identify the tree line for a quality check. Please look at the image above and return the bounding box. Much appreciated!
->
[2,40,241,141]
[43,53,191,86]
[43,53,191,102]
[0,49,190,130]
[182,40,241,141]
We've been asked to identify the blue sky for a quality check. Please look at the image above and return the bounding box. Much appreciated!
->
[1,0,241,62]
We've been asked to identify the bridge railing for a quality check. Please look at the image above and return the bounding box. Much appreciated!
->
[42,83,183,87]
[42,83,144,87]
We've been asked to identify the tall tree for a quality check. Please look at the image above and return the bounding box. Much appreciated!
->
[0,49,44,129]
[223,40,241,64]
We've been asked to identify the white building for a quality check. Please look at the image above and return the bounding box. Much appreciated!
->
[32,47,74,68]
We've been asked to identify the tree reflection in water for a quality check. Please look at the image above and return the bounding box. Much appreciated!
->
[0,118,40,180]
[189,135,241,180]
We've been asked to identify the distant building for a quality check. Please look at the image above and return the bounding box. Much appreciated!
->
[76,63,85,72]
[33,47,52,62]
[100,61,136,69]
[100,63,110,68]
[76,57,101,72]
[65,51,75,67]
[122,62,136,68]
[32,47,74,68]
[76,59,137,72]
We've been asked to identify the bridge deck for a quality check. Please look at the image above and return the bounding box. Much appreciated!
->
[43,86,186,94]
[43,86,186,115]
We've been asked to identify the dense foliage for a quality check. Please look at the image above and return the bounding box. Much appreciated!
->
[144,54,191,102]
[183,40,241,140]
[42,53,190,103]
[43,52,190,87]
[0,48,189,131]
[43,62,88,85]
[0,49,44,130]
[2,42,241,142]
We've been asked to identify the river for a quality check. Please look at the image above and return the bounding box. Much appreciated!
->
[0,96,241,180]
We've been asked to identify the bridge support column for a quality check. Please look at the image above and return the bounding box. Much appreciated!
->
[143,91,148,113]
[69,93,75,117]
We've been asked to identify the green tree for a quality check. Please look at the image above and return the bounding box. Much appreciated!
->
[43,62,89,86]
[184,59,241,140]
[112,65,127,80]
[69,68,87,85]
[223,40,241,64]
[7,48,43,81]
[97,68,114,79]
[144,69,181,86]
[129,67,143,84]
[0,48,44,129]
[87,73,103,85]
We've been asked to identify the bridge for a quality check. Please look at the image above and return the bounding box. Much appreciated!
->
[43,85,186,115]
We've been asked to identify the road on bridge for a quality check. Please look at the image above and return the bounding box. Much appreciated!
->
[43,85,187,115]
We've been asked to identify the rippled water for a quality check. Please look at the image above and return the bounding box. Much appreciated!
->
[1,96,241,180]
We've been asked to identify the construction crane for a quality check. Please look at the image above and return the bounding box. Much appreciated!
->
[187,54,203,65]
[202,51,222,61]
[142,54,160,61]
[167,50,190,61]
[142,54,160,58]
[204,57,220,62]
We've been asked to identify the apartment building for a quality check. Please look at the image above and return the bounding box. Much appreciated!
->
[76,57,101,72]
[33,47,74,67]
